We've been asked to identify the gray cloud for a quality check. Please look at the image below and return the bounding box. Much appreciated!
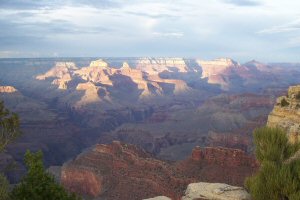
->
[74,0,122,9]
[0,0,122,11]
[258,20,300,34]
[153,31,184,38]
[0,0,299,62]
[125,11,178,19]
[0,0,62,10]
[0,18,113,37]
[222,0,261,6]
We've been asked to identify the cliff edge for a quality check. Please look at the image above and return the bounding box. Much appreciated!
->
[267,85,300,143]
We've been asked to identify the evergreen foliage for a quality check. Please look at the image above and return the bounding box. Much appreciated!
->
[0,100,20,200]
[296,92,300,100]
[0,173,10,200]
[11,150,81,200]
[281,98,290,107]
[0,100,20,152]
[245,127,300,200]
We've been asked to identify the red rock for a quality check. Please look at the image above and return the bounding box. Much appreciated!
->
[0,86,17,93]
[61,142,258,200]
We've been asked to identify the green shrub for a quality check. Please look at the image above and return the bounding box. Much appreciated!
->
[0,100,21,152]
[0,174,10,200]
[296,92,300,100]
[11,150,81,200]
[245,127,300,200]
[281,98,290,107]
[0,101,20,200]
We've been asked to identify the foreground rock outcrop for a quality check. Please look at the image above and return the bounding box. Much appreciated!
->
[267,85,300,143]
[61,141,257,200]
[182,182,251,200]
[143,196,171,200]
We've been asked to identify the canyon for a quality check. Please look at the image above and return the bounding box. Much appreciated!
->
[60,141,257,200]
[0,57,299,185]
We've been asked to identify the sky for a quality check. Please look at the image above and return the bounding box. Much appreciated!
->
[0,0,300,62]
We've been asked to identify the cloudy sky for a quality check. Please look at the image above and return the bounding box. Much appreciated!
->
[0,0,300,62]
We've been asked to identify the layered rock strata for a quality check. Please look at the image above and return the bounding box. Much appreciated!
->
[61,142,257,200]
[267,85,300,143]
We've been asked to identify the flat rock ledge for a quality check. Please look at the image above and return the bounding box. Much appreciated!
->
[143,196,171,200]
[182,182,251,200]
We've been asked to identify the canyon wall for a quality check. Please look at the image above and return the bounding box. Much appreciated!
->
[267,85,300,143]
[61,141,257,200]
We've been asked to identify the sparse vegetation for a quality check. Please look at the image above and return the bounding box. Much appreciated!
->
[296,92,300,100]
[0,100,20,152]
[245,127,300,200]
[281,98,290,107]
[0,173,10,200]
[11,150,81,200]
[0,100,20,200]
[0,101,80,200]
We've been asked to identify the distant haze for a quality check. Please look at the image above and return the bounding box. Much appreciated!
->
[0,0,300,62]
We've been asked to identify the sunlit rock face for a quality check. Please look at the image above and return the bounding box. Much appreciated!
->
[136,57,189,74]
[36,62,77,90]
[197,58,244,90]
[36,62,77,80]
[35,57,299,108]
[198,58,239,77]
[89,59,109,68]
[0,86,17,93]
[35,59,198,108]
[75,82,102,105]
[267,85,300,143]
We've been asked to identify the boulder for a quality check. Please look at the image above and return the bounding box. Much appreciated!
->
[182,182,251,200]
[143,196,171,200]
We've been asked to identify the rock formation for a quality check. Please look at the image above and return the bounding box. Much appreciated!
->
[0,86,18,93]
[2,57,300,185]
[36,62,77,89]
[135,57,188,74]
[97,92,274,160]
[197,58,244,90]
[177,146,258,187]
[143,196,171,200]
[61,141,257,200]
[182,182,251,200]
[36,59,197,107]
[89,59,109,68]
[34,58,298,110]
[61,141,184,200]
[267,85,300,143]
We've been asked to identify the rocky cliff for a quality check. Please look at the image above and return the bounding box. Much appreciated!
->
[61,141,257,200]
[267,85,300,143]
